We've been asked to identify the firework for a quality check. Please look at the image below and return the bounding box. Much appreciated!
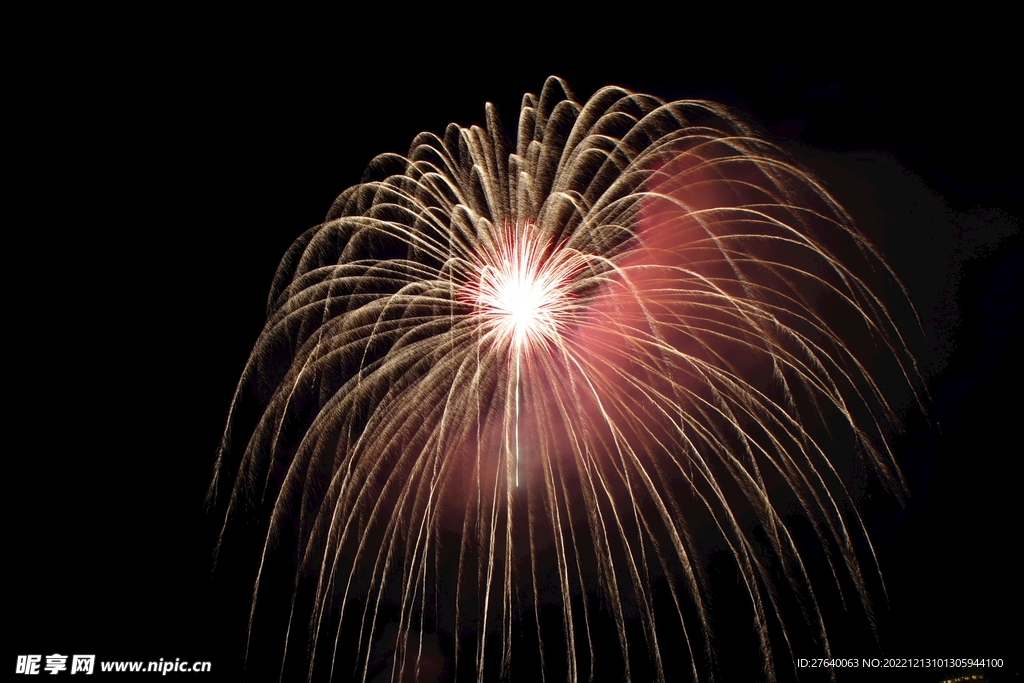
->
[209,77,922,682]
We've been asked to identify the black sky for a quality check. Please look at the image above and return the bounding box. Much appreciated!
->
[10,13,1021,682]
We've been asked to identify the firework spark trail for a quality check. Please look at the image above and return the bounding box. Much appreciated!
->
[463,223,593,487]
[209,77,923,682]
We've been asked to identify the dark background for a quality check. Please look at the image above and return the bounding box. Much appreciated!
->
[10,13,1020,682]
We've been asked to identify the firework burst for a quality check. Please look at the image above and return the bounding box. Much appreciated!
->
[210,77,922,682]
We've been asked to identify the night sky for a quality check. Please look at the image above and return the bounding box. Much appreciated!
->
[10,14,1020,682]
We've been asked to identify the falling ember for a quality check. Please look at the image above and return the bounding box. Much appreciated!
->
[209,77,924,682]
